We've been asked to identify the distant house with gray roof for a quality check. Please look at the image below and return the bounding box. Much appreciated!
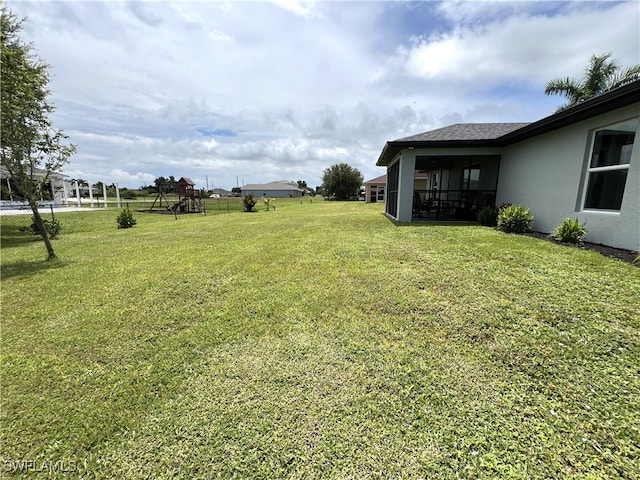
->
[241,180,303,198]
[376,80,640,251]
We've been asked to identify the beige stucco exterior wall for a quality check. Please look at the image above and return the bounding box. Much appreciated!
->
[497,103,640,251]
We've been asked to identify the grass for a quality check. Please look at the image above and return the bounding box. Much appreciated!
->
[1,201,639,478]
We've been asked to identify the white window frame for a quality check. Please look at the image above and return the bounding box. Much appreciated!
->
[581,118,638,212]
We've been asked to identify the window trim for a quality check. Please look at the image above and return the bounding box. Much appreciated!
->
[581,118,637,213]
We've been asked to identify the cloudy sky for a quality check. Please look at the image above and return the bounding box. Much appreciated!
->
[10,0,640,190]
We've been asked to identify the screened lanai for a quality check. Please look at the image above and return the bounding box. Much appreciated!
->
[411,155,500,220]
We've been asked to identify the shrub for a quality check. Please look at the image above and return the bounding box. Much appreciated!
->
[497,204,533,233]
[30,217,62,239]
[477,206,498,226]
[553,217,587,244]
[243,194,257,212]
[116,208,137,228]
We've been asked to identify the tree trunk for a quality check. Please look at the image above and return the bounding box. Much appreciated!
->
[29,199,57,261]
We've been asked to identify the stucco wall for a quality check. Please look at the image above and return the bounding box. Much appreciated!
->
[497,103,639,251]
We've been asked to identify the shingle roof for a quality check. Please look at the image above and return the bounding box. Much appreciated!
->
[364,174,387,184]
[394,123,530,142]
[376,79,640,166]
[242,180,302,191]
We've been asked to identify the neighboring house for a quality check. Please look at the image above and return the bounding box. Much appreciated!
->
[0,166,71,206]
[364,172,431,204]
[209,188,233,197]
[376,80,640,251]
[364,174,386,203]
[242,180,303,198]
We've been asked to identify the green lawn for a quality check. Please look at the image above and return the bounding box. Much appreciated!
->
[1,201,638,478]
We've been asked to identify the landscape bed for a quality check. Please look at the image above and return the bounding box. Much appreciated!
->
[1,201,638,478]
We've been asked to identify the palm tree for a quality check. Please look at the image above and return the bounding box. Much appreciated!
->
[545,53,640,109]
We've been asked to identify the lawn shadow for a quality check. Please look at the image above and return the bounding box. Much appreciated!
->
[381,213,476,227]
[0,224,40,248]
[1,258,69,281]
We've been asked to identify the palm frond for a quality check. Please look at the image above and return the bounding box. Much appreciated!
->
[544,77,584,105]
[544,53,638,109]
[544,77,581,97]
[606,65,640,90]
[583,53,619,96]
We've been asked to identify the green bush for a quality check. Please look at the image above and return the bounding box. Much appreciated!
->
[29,217,62,239]
[497,204,533,233]
[553,217,587,244]
[477,206,498,226]
[243,194,257,212]
[116,208,137,229]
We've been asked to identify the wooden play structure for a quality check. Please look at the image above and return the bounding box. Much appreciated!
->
[146,177,204,216]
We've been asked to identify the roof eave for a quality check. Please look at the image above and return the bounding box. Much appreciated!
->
[376,80,640,167]
[376,139,502,166]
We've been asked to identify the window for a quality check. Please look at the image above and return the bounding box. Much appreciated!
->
[583,119,637,211]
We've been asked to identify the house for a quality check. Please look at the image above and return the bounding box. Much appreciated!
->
[363,175,386,203]
[209,188,233,197]
[364,172,431,204]
[376,80,640,251]
[242,180,303,198]
[1,166,71,206]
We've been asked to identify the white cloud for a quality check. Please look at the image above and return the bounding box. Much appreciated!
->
[201,139,219,151]
[435,0,551,24]
[267,0,322,19]
[8,1,640,188]
[207,29,234,43]
[110,170,157,187]
[397,1,640,88]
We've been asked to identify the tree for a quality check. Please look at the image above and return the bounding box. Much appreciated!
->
[1,6,76,260]
[139,183,157,194]
[321,163,363,200]
[297,180,307,189]
[545,53,640,110]
[154,176,167,188]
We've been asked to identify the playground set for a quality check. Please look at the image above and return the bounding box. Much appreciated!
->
[143,177,205,217]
